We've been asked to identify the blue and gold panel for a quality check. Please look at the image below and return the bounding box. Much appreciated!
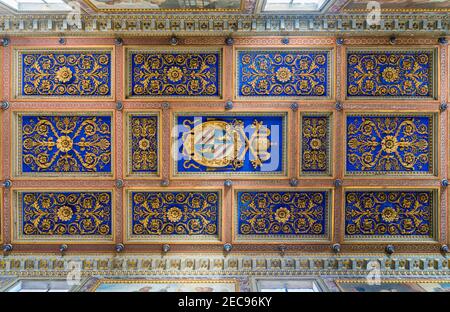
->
[13,190,114,242]
[125,112,160,177]
[173,112,287,178]
[14,112,113,178]
[345,113,436,176]
[346,49,437,99]
[236,48,332,99]
[344,189,437,241]
[126,47,222,98]
[125,189,222,243]
[234,189,331,242]
[14,48,113,99]
[300,113,332,176]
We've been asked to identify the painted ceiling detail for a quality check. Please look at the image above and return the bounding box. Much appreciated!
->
[236,49,332,99]
[345,114,435,175]
[346,49,436,99]
[126,48,221,98]
[300,114,332,176]
[15,113,113,177]
[15,48,113,99]
[126,112,159,177]
[235,190,331,242]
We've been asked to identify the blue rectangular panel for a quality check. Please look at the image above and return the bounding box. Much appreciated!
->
[345,190,435,240]
[128,49,221,97]
[19,49,112,97]
[20,191,112,237]
[237,49,331,98]
[174,113,287,177]
[19,114,112,175]
[347,50,435,98]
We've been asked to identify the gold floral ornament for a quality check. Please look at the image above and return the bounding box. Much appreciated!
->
[21,191,112,236]
[346,115,432,173]
[345,191,433,237]
[20,51,112,97]
[238,191,328,237]
[131,191,219,236]
[381,207,399,223]
[21,115,112,174]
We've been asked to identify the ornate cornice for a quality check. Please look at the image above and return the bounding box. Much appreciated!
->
[0,14,448,36]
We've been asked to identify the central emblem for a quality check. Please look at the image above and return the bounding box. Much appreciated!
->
[181,119,271,170]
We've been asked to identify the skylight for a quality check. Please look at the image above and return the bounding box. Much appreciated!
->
[0,0,72,11]
[263,0,328,12]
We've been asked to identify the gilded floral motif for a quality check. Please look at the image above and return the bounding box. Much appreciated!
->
[21,191,112,236]
[345,191,434,237]
[129,50,221,97]
[237,191,328,237]
[346,115,433,174]
[175,114,285,175]
[131,191,219,236]
[20,115,112,174]
[237,50,330,98]
[19,50,112,97]
[347,51,434,97]
[301,115,331,175]
[129,115,158,174]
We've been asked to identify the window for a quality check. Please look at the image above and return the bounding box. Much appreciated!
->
[256,279,325,292]
[262,0,328,12]
[0,0,72,11]
[7,280,73,292]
